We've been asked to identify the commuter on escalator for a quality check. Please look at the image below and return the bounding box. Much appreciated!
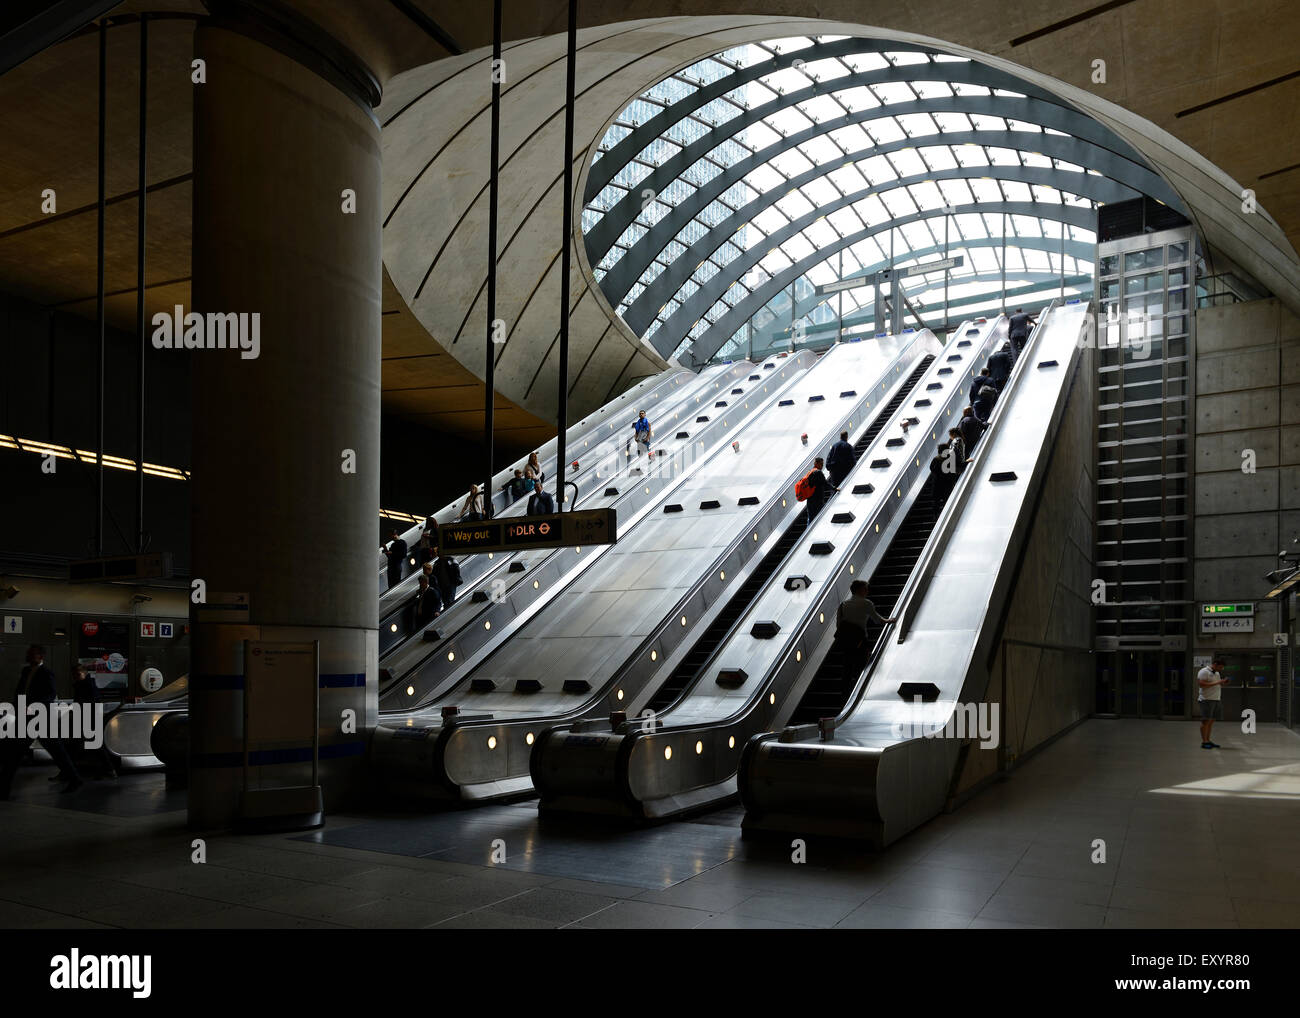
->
[527,479,556,516]
[525,451,544,486]
[972,383,999,425]
[505,469,531,504]
[632,410,653,456]
[414,574,441,628]
[929,443,954,515]
[958,406,984,452]
[415,530,436,567]
[459,484,486,522]
[432,551,463,609]
[987,342,1014,388]
[946,428,967,477]
[797,457,836,523]
[833,582,895,700]
[0,645,83,799]
[825,431,856,488]
[969,367,994,403]
[1007,307,1035,355]
[382,529,408,589]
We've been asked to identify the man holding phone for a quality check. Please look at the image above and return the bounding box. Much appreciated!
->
[1196,657,1230,749]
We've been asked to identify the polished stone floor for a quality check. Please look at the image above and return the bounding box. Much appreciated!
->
[2,719,1298,929]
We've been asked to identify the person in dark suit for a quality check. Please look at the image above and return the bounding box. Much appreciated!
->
[969,367,994,402]
[1008,307,1035,354]
[432,552,462,609]
[72,664,118,779]
[413,574,441,628]
[972,383,998,425]
[958,406,984,452]
[527,479,556,516]
[987,343,1014,388]
[825,431,856,488]
[383,529,408,589]
[0,645,83,798]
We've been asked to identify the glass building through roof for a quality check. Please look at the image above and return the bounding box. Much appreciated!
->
[580,35,1182,366]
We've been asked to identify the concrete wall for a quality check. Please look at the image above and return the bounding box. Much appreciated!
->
[954,343,1097,797]
[1193,297,1300,650]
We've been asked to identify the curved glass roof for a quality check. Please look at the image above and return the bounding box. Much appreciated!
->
[581,35,1182,365]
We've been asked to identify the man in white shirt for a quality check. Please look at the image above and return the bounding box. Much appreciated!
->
[1196,657,1230,749]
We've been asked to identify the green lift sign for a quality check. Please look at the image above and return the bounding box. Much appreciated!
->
[1201,603,1254,616]
[438,508,617,556]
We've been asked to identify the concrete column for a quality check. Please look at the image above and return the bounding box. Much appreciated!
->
[188,22,381,828]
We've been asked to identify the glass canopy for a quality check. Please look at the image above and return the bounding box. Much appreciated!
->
[581,35,1179,365]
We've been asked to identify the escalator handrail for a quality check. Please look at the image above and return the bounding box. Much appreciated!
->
[831,304,1060,725]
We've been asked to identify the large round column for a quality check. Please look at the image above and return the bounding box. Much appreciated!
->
[188,19,381,828]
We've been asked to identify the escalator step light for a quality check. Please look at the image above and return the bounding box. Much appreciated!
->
[809,542,835,556]
[696,415,710,423]
[470,679,496,693]
[716,668,748,689]
[852,483,874,495]
[778,399,795,407]
[676,431,690,439]
[808,394,825,402]
[749,374,761,381]
[839,390,857,398]
[751,621,781,639]
[957,340,971,347]
[516,678,543,693]
[783,575,812,591]
[1038,359,1059,368]
[604,486,619,496]
[664,504,684,513]
[831,512,855,524]
[937,367,952,375]
[422,630,441,642]
[731,388,744,394]
[925,382,943,390]
[700,499,721,510]
[563,679,592,694]
[738,495,760,506]
[508,561,526,573]
[914,398,931,407]
[898,681,940,702]
[715,401,728,407]
[885,438,905,448]
[990,470,1018,482]
[870,458,891,468]
[471,590,490,603]
[946,354,962,362]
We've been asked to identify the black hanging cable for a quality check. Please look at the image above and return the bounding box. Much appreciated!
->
[555,0,577,509]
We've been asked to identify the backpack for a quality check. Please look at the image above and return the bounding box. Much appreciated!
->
[795,470,816,502]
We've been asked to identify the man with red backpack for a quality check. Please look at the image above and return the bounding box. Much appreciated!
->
[796,456,836,523]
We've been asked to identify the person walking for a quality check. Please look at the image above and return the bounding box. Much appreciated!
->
[825,431,856,488]
[0,645,84,798]
[632,410,652,456]
[798,456,836,523]
[1008,307,1036,354]
[1197,657,1231,748]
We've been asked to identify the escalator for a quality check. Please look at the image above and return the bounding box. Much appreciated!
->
[645,354,936,717]
[790,475,939,724]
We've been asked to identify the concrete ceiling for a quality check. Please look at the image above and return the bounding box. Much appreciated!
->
[1,0,1296,438]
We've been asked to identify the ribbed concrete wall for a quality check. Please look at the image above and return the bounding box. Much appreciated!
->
[954,343,1097,796]
[1193,298,1300,650]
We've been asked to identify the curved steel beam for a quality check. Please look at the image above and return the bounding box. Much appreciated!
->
[622,145,1139,337]
[651,179,1119,358]
[585,67,1165,260]
[678,200,1097,363]
[605,108,1150,312]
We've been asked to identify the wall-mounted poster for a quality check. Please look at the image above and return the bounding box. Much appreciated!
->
[78,619,130,690]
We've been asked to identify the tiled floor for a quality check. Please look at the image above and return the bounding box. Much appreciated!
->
[2,719,1298,929]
